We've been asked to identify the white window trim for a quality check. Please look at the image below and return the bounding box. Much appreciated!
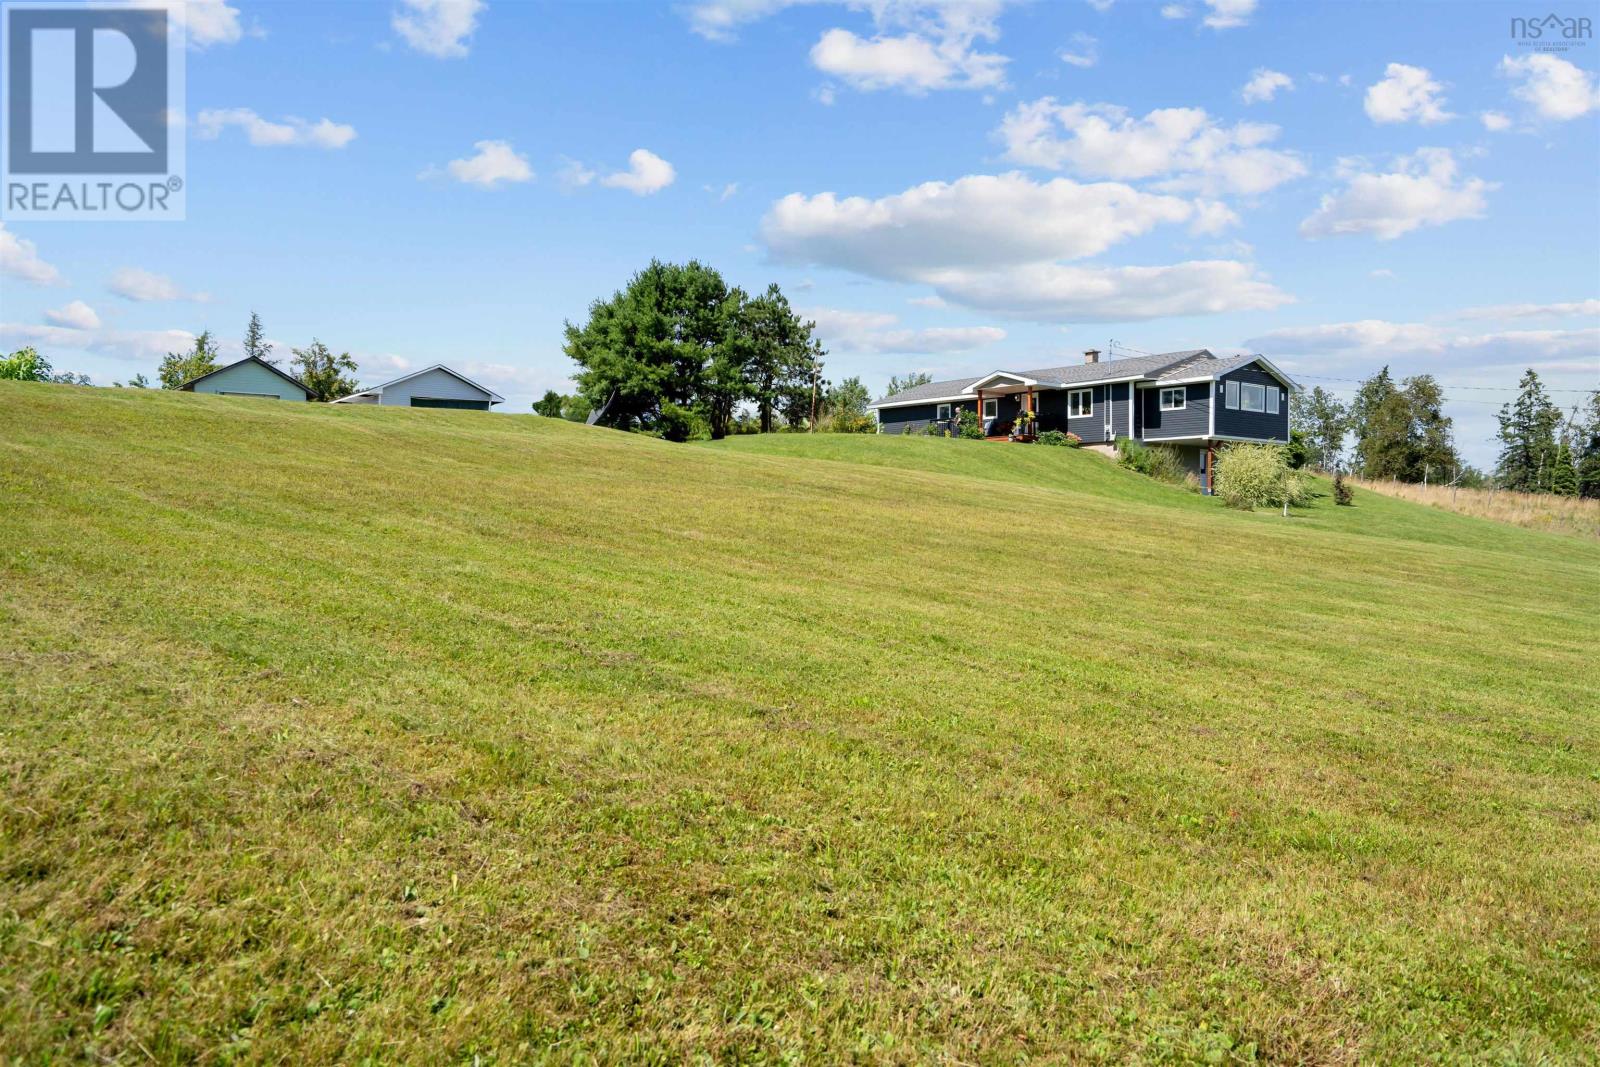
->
[1068,389,1093,418]
[1224,379,1240,409]
[1240,382,1267,413]
[935,403,951,421]
[1266,386,1280,415]
[981,398,998,420]
[1159,387,1186,411]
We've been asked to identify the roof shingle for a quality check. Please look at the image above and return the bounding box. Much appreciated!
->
[872,350,1212,406]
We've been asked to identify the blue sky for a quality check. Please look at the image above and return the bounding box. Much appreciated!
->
[3,0,1597,466]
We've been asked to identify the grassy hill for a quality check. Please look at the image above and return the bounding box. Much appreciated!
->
[3,382,1597,1063]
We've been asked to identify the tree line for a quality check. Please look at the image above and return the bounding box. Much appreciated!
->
[548,259,872,440]
[1291,366,1600,497]
[2,312,363,401]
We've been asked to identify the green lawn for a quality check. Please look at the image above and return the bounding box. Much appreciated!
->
[3,382,1597,1064]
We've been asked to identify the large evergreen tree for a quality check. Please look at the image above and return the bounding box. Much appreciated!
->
[1496,369,1561,492]
[1576,391,1600,499]
[243,312,275,364]
[1348,367,1459,481]
[739,284,822,433]
[291,340,360,402]
[158,331,222,389]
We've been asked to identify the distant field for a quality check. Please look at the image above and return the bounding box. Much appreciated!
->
[3,383,1598,1063]
[1350,475,1600,539]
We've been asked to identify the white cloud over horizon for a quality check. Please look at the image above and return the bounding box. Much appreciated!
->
[803,307,1007,354]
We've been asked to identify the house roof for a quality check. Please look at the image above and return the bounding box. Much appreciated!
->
[332,363,506,405]
[178,355,311,396]
[871,349,1298,408]
[871,350,1211,408]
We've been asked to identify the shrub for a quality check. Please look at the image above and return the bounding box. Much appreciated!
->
[1038,430,1081,447]
[920,421,947,437]
[1333,470,1354,506]
[1213,443,1310,510]
[957,410,984,440]
[1116,438,1199,492]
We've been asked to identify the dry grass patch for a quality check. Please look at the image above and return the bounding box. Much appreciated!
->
[1351,476,1600,538]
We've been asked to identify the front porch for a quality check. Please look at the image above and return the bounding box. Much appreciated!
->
[972,372,1041,441]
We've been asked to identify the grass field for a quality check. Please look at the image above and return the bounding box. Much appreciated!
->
[3,382,1598,1064]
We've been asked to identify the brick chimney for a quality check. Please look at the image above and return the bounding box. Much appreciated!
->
[1083,348,1101,365]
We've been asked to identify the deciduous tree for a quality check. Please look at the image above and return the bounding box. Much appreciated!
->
[158,331,222,389]
[291,340,360,402]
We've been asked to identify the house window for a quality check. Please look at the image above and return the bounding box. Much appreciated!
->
[1240,382,1267,412]
[982,398,998,420]
[936,403,951,421]
[1068,389,1092,418]
[1159,387,1186,411]
[1225,380,1240,409]
[1266,386,1280,414]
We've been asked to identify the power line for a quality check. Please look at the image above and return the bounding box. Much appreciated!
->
[1295,372,1597,394]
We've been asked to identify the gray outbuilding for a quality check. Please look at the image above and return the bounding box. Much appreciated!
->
[179,356,312,401]
[330,365,505,410]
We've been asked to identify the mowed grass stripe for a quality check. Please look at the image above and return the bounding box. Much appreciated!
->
[2,382,1598,1063]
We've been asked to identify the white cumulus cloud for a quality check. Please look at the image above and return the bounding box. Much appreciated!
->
[1364,62,1453,124]
[1246,319,1599,369]
[804,307,1007,354]
[923,260,1290,322]
[1499,54,1600,121]
[1202,0,1256,29]
[1457,299,1600,320]
[761,172,1289,323]
[431,140,534,188]
[1479,110,1512,131]
[108,267,208,302]
[996,98,1306,196]
[0,225,63,286]
[1060,33,1098,69]
[195,108,357,148]
[1241,68,1293,104]
[810,24,1006,93]
[600,149,676,195]
[44,301,101,330]
[1299,148,1493,241]
[393,0,484,58]
[0,322,198,363]
[763,172,1196,274]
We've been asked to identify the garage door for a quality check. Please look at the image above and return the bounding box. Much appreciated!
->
[410,397,491,410]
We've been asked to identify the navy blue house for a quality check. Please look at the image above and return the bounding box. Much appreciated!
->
[869,349,1296,493]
